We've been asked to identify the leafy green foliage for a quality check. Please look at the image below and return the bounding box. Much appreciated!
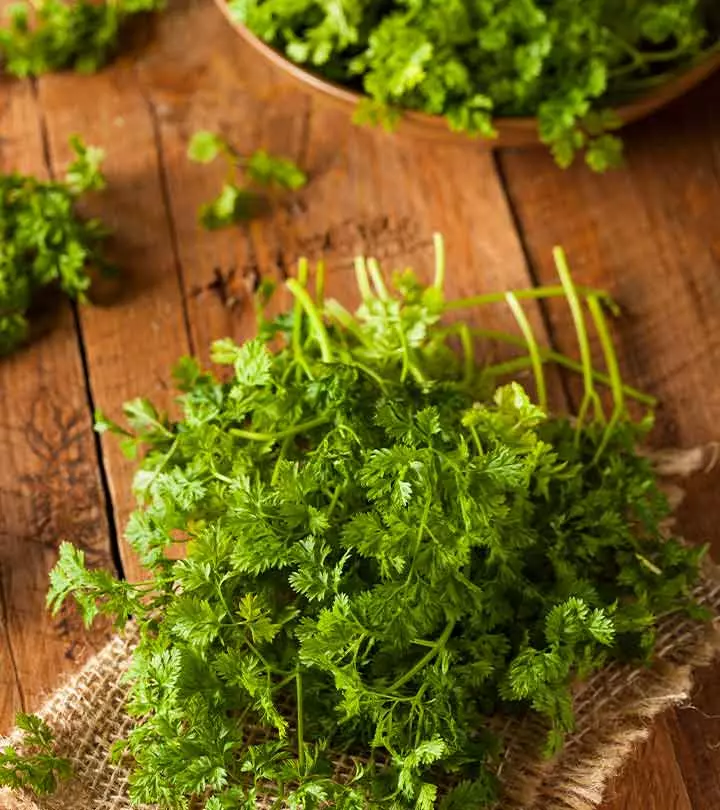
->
[44,241,706,808]
[0,714,71,795]
[0,0,164,77]
[188,131,307,230]
[228,0,716,170]
[0,137,110,355]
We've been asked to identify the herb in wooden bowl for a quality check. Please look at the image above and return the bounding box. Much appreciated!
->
[220,0,720,170]
[0,0,164,76]
[17,239,707,809]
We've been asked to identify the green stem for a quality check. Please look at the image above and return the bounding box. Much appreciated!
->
[271,434,294,486]
[286,279,334,363]
[587,296,625,462]
[143,436,179,493]
[231,414,330,443]
[440,325,655,406]
[454,322,474,385]
[367,258,389,300]
[388,621,455,692]
[324,299,371,347]
[433,232,446,291]
[587,296,624,416]
[482,355,543,378]
[444,284,614,311]
[469,424,483,456]
[505,292,547,411]
[354,256,373,301]
[296,667,305,771]
[553,247,604,428]
[292,258,309,366]
[315,259,326,305]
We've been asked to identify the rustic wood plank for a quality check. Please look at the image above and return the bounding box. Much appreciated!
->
[133,0,304,365]
[497,72,720,810]
[602,719,693,810]
[34,58,193,581]
[667,669,720,810]
[0,79,114,731]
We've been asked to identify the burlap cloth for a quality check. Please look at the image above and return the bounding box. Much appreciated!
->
[3,446,719,810]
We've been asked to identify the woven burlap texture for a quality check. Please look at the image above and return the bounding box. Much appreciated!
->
[2,444,719,810]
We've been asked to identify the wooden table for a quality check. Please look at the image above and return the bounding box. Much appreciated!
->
[1,1,719,806]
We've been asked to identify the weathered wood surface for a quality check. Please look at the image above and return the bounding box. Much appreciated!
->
[0,80,115,726]
[1,0,719,806]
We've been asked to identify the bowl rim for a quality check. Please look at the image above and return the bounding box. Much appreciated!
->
[214,0,720,143]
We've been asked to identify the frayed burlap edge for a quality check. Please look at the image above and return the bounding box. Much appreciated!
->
[2,445,719,810]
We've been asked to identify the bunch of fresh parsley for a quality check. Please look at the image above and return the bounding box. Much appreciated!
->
[0,0,164,76]
[6,240,705,808]
[228,0,717,170]
[0,137,109,355]
[188,131,307,230]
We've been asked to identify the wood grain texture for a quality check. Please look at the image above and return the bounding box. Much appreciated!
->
[498,70,720,810]
[133,0,303,364]
[602,719,693,810]
[0,79,114,731]
[35,60,193,581]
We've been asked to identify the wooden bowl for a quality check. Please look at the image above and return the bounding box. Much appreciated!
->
[214,0,720,148]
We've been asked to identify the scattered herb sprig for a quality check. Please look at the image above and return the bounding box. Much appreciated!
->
[0,136,109,355]
[0,714,70,795]
[229,0,718,170]
[5,240,707,808]
[0,0,164,77]
[188,131,307,230]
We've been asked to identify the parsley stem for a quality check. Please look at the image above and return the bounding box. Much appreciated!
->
[469,424,484,456]
[296,667,305,771]
[324,299,371,347]
[231,415,330,443]
[440,325,656,406]
[315,259,326,305]
[482,356,543,378]
[367,258,389,300]
[389,621,454,692]
[433,233,445,291]
[505,292,547,411]
[554,247,605,428]
[287,279,334,363]
[587,296,625,462]
[292,258,310,369]
[354,257,373,301]
[271,434,294,485]
[457,322,474,384]
[586,296,625,416]
[444,284,613,311]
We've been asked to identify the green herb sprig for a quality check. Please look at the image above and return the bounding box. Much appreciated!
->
[11,239,707,808]
[229,0,718,170]
[0,714,70,795]
[188,131,307,230]
[0,0,164,77]
[0,136,109,355]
